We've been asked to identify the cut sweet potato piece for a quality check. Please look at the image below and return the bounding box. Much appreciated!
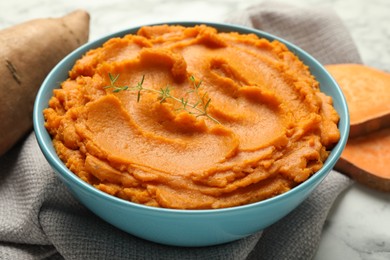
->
[335,127,390,192]
[0,10,90,156]
[325,64,390,138]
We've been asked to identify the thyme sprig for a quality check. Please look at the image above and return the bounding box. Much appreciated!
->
[104,73,221,124]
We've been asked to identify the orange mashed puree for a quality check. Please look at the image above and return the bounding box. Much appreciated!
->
[44,25,340,209]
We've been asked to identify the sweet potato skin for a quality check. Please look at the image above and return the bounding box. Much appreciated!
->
[349,113,390,139]
[0,10,90,156]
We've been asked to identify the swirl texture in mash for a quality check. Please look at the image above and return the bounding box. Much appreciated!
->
[44,25,340,209]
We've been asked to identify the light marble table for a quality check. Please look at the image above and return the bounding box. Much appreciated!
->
[1,0,389,259]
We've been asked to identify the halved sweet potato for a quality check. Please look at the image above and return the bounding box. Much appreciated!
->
[335,127,390,192]
[326,64,390,138]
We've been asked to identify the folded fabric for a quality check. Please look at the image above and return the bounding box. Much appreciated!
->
[0,2,359,259]
[225,1,361,65]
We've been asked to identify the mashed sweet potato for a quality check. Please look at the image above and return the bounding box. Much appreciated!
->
[44,25,340,209]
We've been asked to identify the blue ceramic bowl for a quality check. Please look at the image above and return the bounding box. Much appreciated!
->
[33,22,349,247]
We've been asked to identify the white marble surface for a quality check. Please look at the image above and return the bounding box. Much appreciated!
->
[1,0,389,259]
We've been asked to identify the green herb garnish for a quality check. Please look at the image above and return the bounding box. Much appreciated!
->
[104,73,221,124]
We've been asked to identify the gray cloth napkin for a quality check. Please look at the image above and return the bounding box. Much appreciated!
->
[0,2,360,260]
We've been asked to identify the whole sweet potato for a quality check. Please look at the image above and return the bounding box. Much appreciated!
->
[0,10,90,156]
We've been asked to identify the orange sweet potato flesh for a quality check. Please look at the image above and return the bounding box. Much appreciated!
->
[327,63,390,192]
[326,64,390,138]
[335,128,390,192]
[0,10,90,156]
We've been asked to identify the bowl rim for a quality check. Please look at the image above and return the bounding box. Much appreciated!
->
[33,21,350,215]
